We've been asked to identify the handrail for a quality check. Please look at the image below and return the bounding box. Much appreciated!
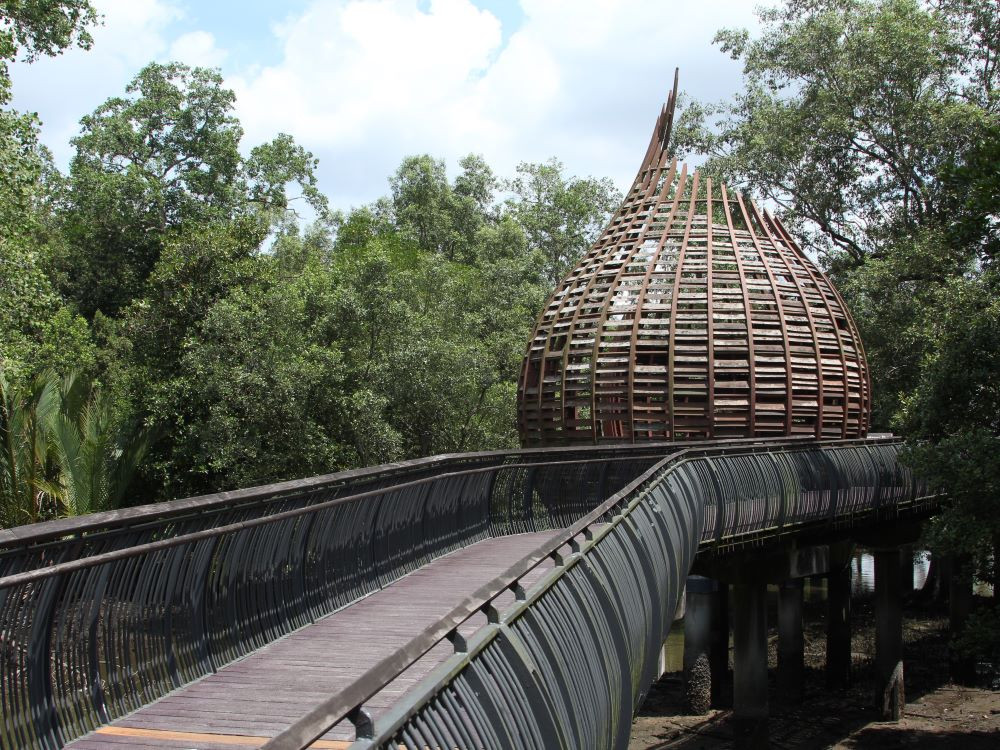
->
[1,438,771,549]
[262,446,695,750]
[0,439,693,750]
[262,436,928,750]
[0,456,665,590]
[0,436,927,750]
[339,438,930,750]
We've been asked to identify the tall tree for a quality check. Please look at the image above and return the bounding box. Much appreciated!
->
[0,1,97,381]
[54,62,327,318]
[505,158,620,284]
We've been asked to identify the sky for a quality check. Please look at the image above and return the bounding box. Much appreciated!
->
[10,0,764,211]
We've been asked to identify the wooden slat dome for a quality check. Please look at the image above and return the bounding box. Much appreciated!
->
[517,72,870,446]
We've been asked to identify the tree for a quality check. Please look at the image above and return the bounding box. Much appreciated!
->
[0,369,58,526]
[54,62,327,317]
[0,0,97,100]
[505,158,620,284]
[677,0,992,264]
[0,2,97,382]
[104,217,274,498]
[0,367,151,526]
[41,372,154,515]
[389,153,499,264]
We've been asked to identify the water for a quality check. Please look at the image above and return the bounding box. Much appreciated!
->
[849,550,930,598]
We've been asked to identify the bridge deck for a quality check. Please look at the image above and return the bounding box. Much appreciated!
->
[66,531,561,750]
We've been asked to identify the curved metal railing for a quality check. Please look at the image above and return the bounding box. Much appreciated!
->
[0,439,730,750]
[0,438,932,750]
[263,438,933,750]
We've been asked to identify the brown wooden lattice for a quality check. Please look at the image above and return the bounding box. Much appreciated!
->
[517,71,870,446]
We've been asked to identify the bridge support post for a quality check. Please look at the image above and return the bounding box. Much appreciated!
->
[683,576,715,714]
[949,556,975,684]
[710,581,729,708]
[874,548,904,720]
[777,579,804,704]
[826,557,852,689]
[733,582,768,749]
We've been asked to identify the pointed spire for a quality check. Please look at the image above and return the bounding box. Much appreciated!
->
[658,68,680,151]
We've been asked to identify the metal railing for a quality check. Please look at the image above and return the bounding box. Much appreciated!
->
[0,437,931,750]
[262,438,932,750]
[0,439,718,750]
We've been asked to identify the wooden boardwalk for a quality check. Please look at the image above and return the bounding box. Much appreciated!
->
[66,532,561,750]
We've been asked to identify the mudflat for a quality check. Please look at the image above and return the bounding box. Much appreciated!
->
[630,598,1000,748]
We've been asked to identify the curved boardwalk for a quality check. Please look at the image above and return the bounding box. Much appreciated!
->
[66,532,560,750]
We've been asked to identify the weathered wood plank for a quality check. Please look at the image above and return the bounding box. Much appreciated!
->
[66,532,558,749]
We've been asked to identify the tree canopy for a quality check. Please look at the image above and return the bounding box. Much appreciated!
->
[0,9,619,514]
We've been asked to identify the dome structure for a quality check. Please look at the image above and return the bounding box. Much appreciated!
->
[517,72,870,446]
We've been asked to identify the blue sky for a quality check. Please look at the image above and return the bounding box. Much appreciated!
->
[10,0,762,211]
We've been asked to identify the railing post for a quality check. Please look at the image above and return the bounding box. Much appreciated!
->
[27,571,66,750]
[87,565,112,723]
[194,535,222,672]
[522,465,537,532]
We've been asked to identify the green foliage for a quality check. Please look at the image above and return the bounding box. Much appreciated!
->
[0,4,620,516]
[0,368,149,525]
[41,372,154,515]
[505,158,621,284]
[390,153,500,263]
[0,3,96,383]
[899,270,1000,576]
[0,369,58,526]
[53,62,327,317]
[679,0,991,263]
[0,1,98,99]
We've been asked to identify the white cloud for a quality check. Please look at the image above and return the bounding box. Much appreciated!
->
[8,0,761,209]
[169,31,228,69]
[230,0,761,209]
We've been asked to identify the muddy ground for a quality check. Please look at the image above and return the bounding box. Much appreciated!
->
[630,598,1000,749]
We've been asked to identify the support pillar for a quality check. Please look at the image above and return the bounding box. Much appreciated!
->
[709,581,730,708]
[874,549,904,720]
[683,576,714,714]
[777,579,804,703]
[826,562,852,688]
[733,582,768,749]
[949,556,975,684]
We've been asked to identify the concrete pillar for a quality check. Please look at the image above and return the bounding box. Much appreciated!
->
[777,579,804,703]
[949,556,975,684]
[710,581,730,708]
[826,563,852,688]
[874,549,905,720]
[733,582,768,749]
[683,576,715,714]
